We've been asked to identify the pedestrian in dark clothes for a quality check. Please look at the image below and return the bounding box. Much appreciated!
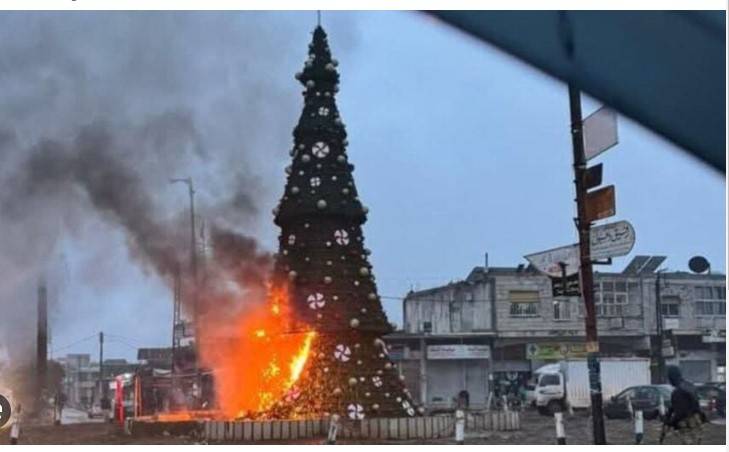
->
[662,365,706,444]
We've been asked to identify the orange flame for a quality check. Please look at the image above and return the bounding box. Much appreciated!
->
[198,284,316,417]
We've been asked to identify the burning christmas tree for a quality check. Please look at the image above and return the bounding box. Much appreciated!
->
[267,25,419,420]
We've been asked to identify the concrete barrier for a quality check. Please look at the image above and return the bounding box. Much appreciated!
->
[125,411,520,442]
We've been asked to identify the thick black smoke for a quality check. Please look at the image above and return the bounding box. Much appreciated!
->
[0,12,357,374]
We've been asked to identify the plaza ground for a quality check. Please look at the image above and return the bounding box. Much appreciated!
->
[1,408,725,445]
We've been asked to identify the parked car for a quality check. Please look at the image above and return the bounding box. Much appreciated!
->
[604,384,674,420]
[695,382,725,418]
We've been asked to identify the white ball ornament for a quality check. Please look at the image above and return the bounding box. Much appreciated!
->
[349,318,360,328]
[372,404,380,411]
[306,80,315,88]
[342,188,350,195]
[317,199,327,209]
[291,186,300,195]
[348,377,357,386]
[399,375,406,382]
[365,392,371,398]
[301,154,311,163]
[359,267,369,276]
[288,270,297,280]
[368,293,377,301]
[361,308,367,314]
[385,363,392,369]
[337,155,346,163]
[324,276,333,284]
[333,388,342,395]
[396,397,402,403]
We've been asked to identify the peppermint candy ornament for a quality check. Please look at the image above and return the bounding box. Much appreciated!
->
[334,229,350,245]
[371,376,383,387]
[347,403,365,420]
[334,344,351,362]
[307,293,325,310]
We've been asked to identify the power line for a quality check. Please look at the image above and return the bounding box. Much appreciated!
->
[50,333,97,354]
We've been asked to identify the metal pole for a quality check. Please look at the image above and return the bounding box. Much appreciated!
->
[37,281,48,410]
[171,177,200,408]
[99,331,105,409]
[655,272,666,383]
[568,84,606,444]
[186,180,201,409]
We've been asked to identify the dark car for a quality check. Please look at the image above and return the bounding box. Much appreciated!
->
[604,384,674,420]
[695,382,725,418]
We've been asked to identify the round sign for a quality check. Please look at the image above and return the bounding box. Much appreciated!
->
[0,394,11,428]
[688,256,710,274]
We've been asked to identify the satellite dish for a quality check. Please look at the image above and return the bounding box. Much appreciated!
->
[688,256,710,274]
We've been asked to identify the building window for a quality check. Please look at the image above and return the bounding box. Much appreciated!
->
[661,295,680,317]
[695,285,726,316]
[553,298,572,321]
[595,280,628,317]
[509,290,539,317]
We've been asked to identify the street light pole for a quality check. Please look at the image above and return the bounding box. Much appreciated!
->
[568,84,607,444]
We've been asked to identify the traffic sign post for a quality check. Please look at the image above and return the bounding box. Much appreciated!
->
[568,84,607,444]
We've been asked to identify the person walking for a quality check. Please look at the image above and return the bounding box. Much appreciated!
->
[661,365,706,444]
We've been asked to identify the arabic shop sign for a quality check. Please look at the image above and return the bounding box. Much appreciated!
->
[590,220,635,260]
[526,343,588,360]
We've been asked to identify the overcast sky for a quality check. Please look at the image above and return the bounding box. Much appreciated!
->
[1,11,723,362]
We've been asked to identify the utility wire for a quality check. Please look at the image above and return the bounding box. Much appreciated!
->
[49,333,97,354]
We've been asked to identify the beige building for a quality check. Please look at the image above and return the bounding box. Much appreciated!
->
[386,255,726,410]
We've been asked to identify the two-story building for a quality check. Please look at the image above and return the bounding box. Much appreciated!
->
[386,255,725,410]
